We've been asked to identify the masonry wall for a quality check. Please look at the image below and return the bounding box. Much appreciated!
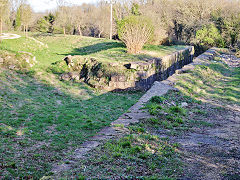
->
[107,46,194,91]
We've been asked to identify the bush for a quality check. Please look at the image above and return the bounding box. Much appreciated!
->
[150,96,166,103]
[117,15,154,54]
[47,60,70,74]
[196,24,225,48]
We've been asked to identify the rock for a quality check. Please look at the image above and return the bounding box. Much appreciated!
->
[64,55,73,66]
[60,72,80,81]
[171,101,176,106]
[60,73,72,81]
[9,65,16,70]
[181,102,188,107]
[111,75,127,82]
[69,72,80,80]
[0,57,3,64]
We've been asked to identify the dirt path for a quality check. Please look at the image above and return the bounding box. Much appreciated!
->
[167,51,240,179]
[0,33,21,40]
[175,103,240,179]
[179,58,240,179]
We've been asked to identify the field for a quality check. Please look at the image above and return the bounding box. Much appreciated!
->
[0,33,185,178]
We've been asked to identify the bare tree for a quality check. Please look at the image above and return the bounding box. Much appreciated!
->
[55,0,75,35]
[72,6,83,36]
[118,16,154,54]
[0,0,10,37]
[94,1,111,38]
[19,3,32,37]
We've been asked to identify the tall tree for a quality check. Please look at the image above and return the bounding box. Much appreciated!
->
[19,3,32,37]
[0,0,10,37]
[14,6,21,30]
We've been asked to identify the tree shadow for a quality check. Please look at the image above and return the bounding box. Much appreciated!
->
[59,40,162,63]
[60,41,125,56]
[0,69,142,178]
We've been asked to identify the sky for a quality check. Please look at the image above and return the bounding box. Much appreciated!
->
[28,0,99,13]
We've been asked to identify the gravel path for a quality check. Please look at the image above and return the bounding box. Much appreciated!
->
[0,33,21,40]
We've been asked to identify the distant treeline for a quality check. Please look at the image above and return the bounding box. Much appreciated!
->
[1,0,240,54]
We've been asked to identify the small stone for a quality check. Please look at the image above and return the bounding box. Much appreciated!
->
[0,57,4,64]
[171,101,176,106]
[60,73,72,81]
[9,65,16,70]
[181,102,188,107]
[64,55,73,66]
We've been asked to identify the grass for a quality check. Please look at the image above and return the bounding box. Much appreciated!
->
[0,32,186,178]
[0,33,186,68]
[0,68,143,178]
[56,89,224,179]
[175,61,240,105]
[57,129,182,179]
[0,33,152,178]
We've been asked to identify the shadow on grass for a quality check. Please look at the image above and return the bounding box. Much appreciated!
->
[60,41,163,63]
[0,69,142,179]
[176,63,240,105]
[61,41,125,56]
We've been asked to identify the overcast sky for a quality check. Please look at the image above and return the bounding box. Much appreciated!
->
[28,0,99,13]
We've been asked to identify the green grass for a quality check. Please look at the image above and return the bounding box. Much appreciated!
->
[0,69,143,178]
[0,33,186,69]
[0,33,155,178]
[175,61,240,105]
[57,131,182,179]
[57,89,222,179]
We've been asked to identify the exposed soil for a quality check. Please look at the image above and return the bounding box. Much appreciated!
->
[176,56,240,179]
[174,102,240,180]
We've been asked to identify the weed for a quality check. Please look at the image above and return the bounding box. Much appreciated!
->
[121,141,132,148]
[150,96,166,104]
[169,106,186,116]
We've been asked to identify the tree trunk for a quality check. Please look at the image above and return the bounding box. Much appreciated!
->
[78,25,82,36]
[23,25,25,36]
[0,18,2,36]
[0,18,2,44]
[63,27,66,36]
[26,25,28,37]
[98,30,103,38]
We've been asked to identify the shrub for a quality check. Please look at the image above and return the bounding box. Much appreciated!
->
[196,24,225,48]
[48,60,70,74]
[150,96,166,103]
[117,15,154,54]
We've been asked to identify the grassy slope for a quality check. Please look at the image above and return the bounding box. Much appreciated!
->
[176,61,240,106]
[0,34,141,178]
[0,33,186,178]
[56,55,240,179]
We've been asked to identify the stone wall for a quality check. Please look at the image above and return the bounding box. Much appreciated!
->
[59,46,194,91]
[107,46,194,91]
